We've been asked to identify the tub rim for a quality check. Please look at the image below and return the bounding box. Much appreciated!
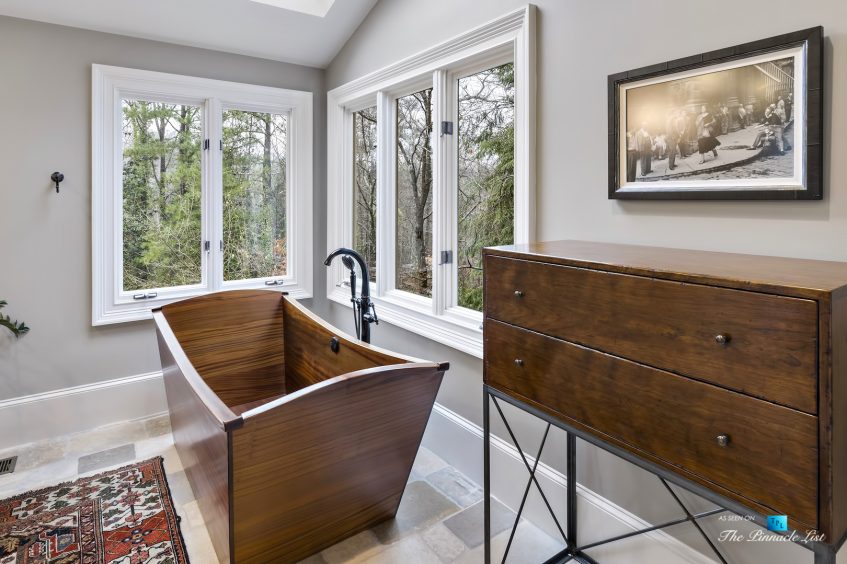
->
[153,291,450,432]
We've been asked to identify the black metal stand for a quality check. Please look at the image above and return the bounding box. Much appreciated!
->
[483,385,838,564]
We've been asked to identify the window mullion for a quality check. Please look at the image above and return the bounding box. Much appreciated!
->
[432,69,454,316]
[375,91,394,297]
[207,97,223,291]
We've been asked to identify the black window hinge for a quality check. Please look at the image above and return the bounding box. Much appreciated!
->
[440,250,453,265]
[441,121,453,136]
[203,139,210,150]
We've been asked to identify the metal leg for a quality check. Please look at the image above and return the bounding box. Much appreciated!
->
[813,545,836,564]
[492,397,568,542]
[502,424,551,563]
[484,388,491,564]
[567,432,577,548]
[483,386,837,564]
[659,479,728,564]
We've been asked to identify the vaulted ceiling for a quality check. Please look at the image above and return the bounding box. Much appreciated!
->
[0,0,377,68]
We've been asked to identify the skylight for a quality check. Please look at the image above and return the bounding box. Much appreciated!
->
[248,0,336,17]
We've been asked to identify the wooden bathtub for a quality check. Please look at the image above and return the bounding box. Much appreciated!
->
[153,290,448,563]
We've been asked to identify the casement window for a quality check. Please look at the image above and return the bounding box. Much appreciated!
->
[327,7,535,357]
[92,65,313,325]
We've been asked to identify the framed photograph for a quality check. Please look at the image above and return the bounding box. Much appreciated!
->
[608,27,822,200]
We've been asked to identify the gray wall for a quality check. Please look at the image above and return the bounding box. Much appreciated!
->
[323,0,846,427]
[321,0,845,559]
[0,16,325,399]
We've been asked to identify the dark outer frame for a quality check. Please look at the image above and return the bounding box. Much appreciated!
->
[608,26,823,201]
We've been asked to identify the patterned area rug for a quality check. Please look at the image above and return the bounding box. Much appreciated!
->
[0,457,189,563]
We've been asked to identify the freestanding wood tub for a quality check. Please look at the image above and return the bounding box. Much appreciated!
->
[153,290,448,563]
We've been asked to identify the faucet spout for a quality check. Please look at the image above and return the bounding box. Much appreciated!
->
[324,248,375,342]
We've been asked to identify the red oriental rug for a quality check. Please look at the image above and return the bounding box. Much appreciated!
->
[0,457,189,563]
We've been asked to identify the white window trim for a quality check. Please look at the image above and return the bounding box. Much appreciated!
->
[326,6,536,358]
[92,65,313,325]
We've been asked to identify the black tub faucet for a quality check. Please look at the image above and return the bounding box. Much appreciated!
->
[324,248,377,343]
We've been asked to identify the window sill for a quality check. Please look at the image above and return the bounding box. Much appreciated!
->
[328,287,483,358]
[93,284,312,326]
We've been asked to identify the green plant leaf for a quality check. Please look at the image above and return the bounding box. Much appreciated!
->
[0,300,29,338]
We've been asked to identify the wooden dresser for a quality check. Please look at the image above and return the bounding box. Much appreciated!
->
[482,240,847,545]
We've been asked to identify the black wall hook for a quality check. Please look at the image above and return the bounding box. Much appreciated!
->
[50,172,64,193]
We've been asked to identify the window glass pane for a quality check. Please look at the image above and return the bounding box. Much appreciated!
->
[122,100,203,292]
[457,63,515,311]
[396,88,434,297]
[222,110,288,281]
[353,106,377,282]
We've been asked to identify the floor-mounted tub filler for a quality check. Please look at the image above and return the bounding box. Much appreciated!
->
[153,290,449,563]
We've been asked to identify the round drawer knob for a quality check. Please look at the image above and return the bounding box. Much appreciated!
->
[514,290,524,298]
[716,434,731,447]
[715,334,731,345]
[514,358,524,367]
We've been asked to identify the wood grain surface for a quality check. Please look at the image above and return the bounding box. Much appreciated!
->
[283,296,413,391]
[160,290,287,408]
[231,364,445,563]
[486,254,819,413]
[155,290,449,563]
[155,324,233,563]
[482,240,847,544]
[486,240,847,298]
[484,319,819,528]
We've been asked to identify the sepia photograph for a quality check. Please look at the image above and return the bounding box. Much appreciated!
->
[609,27,822,200]
[624,54,797,183]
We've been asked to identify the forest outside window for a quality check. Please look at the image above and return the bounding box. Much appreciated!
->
[327,11,534,358]
[456,63,515,311]
[93,66,313,325]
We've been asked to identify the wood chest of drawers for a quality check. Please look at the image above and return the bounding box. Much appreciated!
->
[482,240,847,545]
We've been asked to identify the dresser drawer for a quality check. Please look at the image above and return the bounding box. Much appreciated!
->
[484,320,819,527]
[485,256,818,413]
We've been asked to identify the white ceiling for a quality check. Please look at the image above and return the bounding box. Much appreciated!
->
[0,0,377,68]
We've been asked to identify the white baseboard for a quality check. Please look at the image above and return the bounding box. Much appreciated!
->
[0,371,167,450]
[423,403,715,564]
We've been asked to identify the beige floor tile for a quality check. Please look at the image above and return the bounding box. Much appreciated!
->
[322,530,385,563]
[0,436,69,472]
[359,534,441,564]
[455,520,565,564]
[144,413,172,438]
[421,522,468,562]
[373,481,460,544]
[412,446,449,478]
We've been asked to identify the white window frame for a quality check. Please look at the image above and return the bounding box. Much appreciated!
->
[326,6,536,358]
[93,65,313,325]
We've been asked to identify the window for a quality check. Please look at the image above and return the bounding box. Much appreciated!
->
[122,100,204,293]
[93,66,313,325]
[457,64,515,311]
[327,7,535,357]
[221,109,288,282]
[396,88,434,297]
[353,106,377,282]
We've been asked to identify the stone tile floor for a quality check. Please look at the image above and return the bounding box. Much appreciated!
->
[0,415,563,563]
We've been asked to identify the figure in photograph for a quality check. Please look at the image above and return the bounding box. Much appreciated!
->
[626,131,638,182]
[665,110,681,170]
[620,53,798,184]
[635,123,652,176]
[696,106,721,164]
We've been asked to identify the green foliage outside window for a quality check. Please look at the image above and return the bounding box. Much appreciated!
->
[121,101,287,292]
[457,63,515,311]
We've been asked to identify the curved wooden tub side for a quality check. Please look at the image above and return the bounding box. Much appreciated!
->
[154,290,448,564]
[153,308,240,564]
[232,363,444,562]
